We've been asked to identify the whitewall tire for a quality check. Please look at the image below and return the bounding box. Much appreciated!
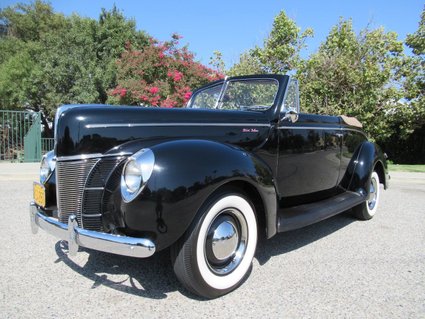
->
[171,190,258,298]
[353,171,381,220]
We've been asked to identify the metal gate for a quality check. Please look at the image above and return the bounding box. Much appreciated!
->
[0,110,53,162]
[23,112,42,162]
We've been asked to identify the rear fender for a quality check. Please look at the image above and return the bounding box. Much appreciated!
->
[343,141,388,197]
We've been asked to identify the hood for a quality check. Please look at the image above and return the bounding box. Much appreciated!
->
[55,105,272,157]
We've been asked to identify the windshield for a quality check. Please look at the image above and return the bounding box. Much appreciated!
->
[187,78,279,111]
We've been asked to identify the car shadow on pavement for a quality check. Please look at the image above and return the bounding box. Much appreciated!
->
[255,212,355,265]
[54,212,355,300]
[54,241,182,299]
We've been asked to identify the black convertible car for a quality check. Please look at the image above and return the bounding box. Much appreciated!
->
[30,74,388,298]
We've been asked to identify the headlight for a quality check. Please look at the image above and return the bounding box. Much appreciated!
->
[121,148,155,202]
[40,150,56,184]
[123,160,143,193]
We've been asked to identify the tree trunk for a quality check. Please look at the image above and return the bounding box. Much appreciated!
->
[32,104,53,138]
[40,112,53,138]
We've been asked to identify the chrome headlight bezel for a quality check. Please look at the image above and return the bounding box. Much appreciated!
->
[121,148,155,203]
[40,150,56,184]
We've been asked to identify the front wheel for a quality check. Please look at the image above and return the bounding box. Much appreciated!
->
[353,171,381,220]
[171,191,258,298]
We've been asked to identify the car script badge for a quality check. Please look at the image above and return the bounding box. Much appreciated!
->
[242,128,259,133]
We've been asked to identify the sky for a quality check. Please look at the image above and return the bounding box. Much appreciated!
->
[1,0,424,68]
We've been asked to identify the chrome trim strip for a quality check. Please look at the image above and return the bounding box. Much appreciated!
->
[343,128,368,136]
[56,152,131,162]
[82,213,102,217]
[85,123,271,129]
[84,187,105,191]
[278,126,340,130]
[30,202,156,258]
[278,126,367,137]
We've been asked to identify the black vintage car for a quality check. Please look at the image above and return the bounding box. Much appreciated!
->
[30,74,388,298]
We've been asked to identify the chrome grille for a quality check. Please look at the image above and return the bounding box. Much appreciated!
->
[82,158,123,230]
[56,159,99,225]
[56,156,125,231]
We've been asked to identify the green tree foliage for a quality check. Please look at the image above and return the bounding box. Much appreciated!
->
[406,9,425,55]
[404,8,425,127]
[228,51,264,76]
[109,34,223,107]
[37,15,102,111]
[36,9,149,115]
[0,1,66,132]
[0,2,423,162]
[297,19,405,140]
[0,36,26,64]
[0,1,149,135]
[229,11,313,76]
[93,7,150,102]
[209,50,226,74]
[256,11,313,73]
[0,0,66,41]
[229,9,424,162]
[0,48,37,108]
[381,7,425,163]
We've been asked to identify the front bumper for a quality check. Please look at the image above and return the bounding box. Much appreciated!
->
[29,202,156,258]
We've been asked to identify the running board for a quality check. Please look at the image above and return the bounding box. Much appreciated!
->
[277,191,365,233]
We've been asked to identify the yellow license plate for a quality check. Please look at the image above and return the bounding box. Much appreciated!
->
[33,182,46,207]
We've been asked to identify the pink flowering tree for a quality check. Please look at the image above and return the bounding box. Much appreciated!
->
[108,34,224,107]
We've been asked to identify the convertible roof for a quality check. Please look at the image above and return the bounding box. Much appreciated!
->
[340,115,363,128]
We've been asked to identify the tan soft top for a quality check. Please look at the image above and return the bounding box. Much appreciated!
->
[340,115,363,128]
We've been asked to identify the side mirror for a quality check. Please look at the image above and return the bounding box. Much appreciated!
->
[281,109,299,123]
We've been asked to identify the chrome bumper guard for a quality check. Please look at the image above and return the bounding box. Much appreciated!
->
[30,202,156,258]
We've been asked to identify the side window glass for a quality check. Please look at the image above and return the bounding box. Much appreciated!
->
[190,84,223,109]
[283,79,299,113]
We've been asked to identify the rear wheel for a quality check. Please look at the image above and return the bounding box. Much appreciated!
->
[171,191,258,298]
[353,171,381,220]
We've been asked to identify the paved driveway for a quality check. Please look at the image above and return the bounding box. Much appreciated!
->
[0,164,424,318]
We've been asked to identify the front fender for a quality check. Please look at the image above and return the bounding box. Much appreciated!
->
[119,139,277,251]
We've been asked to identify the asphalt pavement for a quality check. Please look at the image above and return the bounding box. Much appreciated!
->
[0,163,424,318]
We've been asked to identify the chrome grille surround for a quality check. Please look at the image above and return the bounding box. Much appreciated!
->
[56,154,128,231]
[56,158,99,226]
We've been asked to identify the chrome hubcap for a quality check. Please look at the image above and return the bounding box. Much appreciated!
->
[210,219,239,261]
[205,209,248,275]
[368,177,378,210]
